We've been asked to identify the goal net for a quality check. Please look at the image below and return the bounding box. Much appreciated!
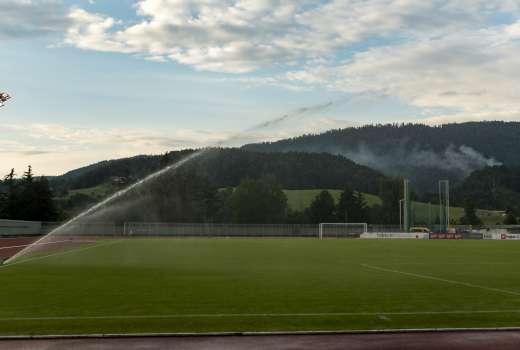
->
[319,223,368,239]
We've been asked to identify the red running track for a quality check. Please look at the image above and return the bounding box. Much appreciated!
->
[0,237,39,261]
[1,331,520,350]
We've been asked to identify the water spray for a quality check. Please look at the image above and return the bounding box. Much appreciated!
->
[5,97,351,264]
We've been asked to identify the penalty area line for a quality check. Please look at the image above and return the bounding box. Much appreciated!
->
[3,309,520,321]
[361,263,520,297]
[0,239,122,269]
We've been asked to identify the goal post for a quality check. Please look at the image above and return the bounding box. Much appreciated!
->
[318,223,368,239]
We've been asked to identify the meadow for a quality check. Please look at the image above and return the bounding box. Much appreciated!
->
[284,189,504,225]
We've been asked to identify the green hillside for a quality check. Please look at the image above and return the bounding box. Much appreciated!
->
[284,189,504,225]
[284,189,381,211]
[410,201,504,226]
[67,183,115,199]
[51,148,386,195]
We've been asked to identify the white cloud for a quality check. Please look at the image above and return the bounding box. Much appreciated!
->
[65,8,129,52]
[5,0,520,159]
[2,123,229,148]
[231,76,311,91]
[0,0,71,39]
[286,20,520,122]
[0,123,229,175]
[58,0,520,123]
[144,55,168,63]
[63,0,519,73]
[1,116,354,175]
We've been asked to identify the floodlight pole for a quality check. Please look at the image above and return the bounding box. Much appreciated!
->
[399,199,403,231]
[439,180,450,232]
[403,179,411,232]
[428,202,432,230]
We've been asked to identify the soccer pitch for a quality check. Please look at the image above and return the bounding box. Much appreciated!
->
[2,238,520,335]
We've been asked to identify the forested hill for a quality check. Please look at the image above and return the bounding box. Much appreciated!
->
[51,148,387,195]
[455,165,520,215]
[243,121,520,191]
[54,149,195,190]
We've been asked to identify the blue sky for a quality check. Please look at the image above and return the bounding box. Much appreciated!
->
[2,0,520,175]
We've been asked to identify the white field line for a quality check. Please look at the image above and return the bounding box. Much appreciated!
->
[5,327,520,340]
[3,310,520,322]
[361,263,520,297]
[0,240,121,269]
[382,262,519,265]
[0,239,96,251]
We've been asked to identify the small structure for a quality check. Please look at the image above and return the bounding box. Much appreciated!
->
[0,92,11,107]
[110,176,128,186]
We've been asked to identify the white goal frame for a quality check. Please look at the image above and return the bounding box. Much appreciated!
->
[318,223,368,240]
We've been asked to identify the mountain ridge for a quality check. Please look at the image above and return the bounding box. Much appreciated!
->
[243,121,519,191]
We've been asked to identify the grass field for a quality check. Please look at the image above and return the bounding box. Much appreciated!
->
[2,238,520,335]
[66,183,116,199]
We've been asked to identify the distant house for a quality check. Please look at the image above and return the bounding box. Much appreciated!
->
[110,176,128,186]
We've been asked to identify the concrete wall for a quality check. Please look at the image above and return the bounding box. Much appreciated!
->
[0,219,41,236]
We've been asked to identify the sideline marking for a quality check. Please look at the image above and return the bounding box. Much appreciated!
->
[2,309,520,321]
[361,263,520,297]
[3,327,520,341]
[383,262,518,265]
[0,240,121,269]
[0,240,96,251]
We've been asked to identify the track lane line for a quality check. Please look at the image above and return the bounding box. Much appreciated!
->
[0,240,96,251]
[0,239,122,269]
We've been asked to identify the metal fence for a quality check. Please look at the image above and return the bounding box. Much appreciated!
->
[124,222,319,237]
[2,219,520,239]
[0,220,122,237]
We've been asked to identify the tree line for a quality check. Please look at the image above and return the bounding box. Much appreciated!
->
[76,169,403,225]
[0,166,59,221]
[454,165,520,219]
[0,161,402,225]
[2,163,507,226]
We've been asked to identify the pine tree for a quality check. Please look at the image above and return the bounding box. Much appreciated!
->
[0,167,59,221]
[230,176,288,224]
[378,178,402,224]
[336,186,368,222]
[504,208,518,225]
[23,165,33,183]
[0,169,17,219]
[30,177,58,221]
[504,213,518,225]
[3,168,15,184]
[309,190,336,224]
[459,198,482,225]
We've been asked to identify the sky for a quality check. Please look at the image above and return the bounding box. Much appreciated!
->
[2,0,520,176]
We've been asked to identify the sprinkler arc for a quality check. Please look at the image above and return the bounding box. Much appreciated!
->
[5,98,347,264]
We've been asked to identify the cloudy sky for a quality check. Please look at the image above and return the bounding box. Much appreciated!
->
[2,0,520,175]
